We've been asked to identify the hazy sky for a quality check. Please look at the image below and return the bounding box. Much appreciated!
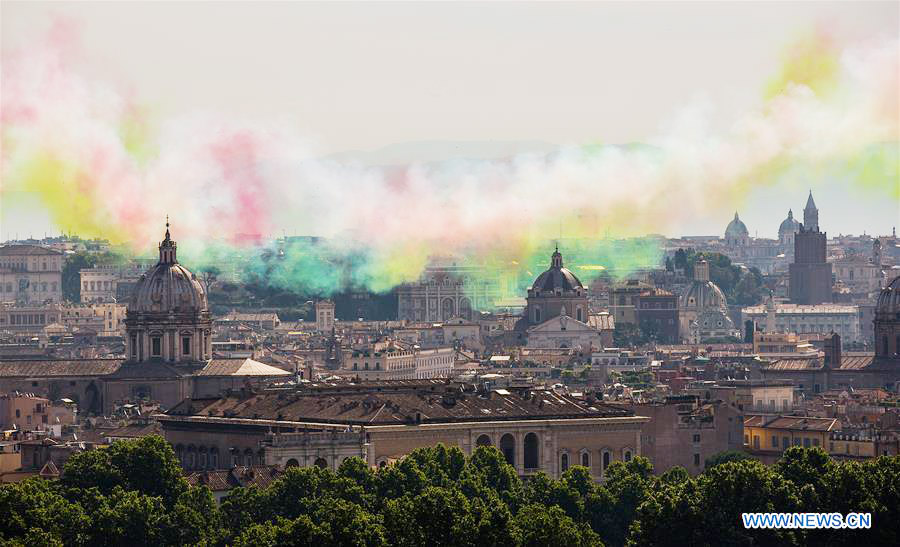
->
[1,1,898,239]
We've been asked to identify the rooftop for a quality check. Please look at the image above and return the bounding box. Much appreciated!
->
[163,382,633,426]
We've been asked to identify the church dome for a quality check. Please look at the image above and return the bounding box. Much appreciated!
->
[778,209,800,237]
[876,275,900,317]
[129,223,207,314]
[680,280,728,312]
[725,212,749,239]
[530,248,584,294]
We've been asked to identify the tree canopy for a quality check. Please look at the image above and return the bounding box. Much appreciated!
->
[1,437,897,546]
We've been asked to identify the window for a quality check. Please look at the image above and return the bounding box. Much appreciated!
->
[581,451,589,467]
[753,436,760,449]
[693,453,700,466]
[561,453,569,472]
[624,450,632,462]
[803,438,811,448]
[131,335,138,357]
[602,450,611,471]
[812,438,819,447]
[15,409,20,418]
[182,336,191,356]
[771,436,778,448]
[151,336,162,357]
[693,434,700,443]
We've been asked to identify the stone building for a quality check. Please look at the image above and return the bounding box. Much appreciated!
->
[679,260,738,342]
[634,288,679,344]
[0,245,64,304]
[79,264,148,304]
[521,247,590,327]
[315,300,335,333]
[760,280,900,393]
[741,303,861,344]
[619,396,744,475]
[0,223,291,413]
[789,192,832,305]
[397,263,510,322]
[158,380,648,479]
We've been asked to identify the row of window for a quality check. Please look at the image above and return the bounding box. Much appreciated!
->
[748,434,821,450]
[0,281,58,293]
[83,280,114,291]
[130,333,195,358]
[559,448,633,474]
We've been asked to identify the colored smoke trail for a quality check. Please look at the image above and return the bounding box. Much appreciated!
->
[1,23,898,304]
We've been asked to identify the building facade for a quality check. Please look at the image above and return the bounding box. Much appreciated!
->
[158,381,649,479]
[742,303,861,344]
[522,248,590,328]
[0,245,64,304]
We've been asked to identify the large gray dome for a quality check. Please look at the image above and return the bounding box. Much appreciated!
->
[725,212,749,238]
[680,280,728,312]
[778,209,800,238]
[876,275,900,318]
[129,225,207,315]
[530,249,584,295]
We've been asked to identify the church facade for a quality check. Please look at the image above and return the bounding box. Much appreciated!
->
[0,223,291,414]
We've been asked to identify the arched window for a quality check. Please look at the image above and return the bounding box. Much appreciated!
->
[245,448,254,467]
[186,446,196,470]
[210,447,219,469]
[175,444,185,467]
[576,307,583,322]
[623,449,633,462]
[499,434,516,466]
[524,433,539,470]
[581,450,590,468]
[602,450,611,473]
[285,458,299,468]
[198,447,208,469]
[534,307,542,323]
[560,453,569,472]
[314,457,328,469]
[378,460,387,469]
[475,434,492,447]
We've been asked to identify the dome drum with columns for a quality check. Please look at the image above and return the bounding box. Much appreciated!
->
[522,247,589,327]
[125,222,212,364]
[875,276,900,358]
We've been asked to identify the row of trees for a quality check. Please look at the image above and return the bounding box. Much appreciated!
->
[2,436,898,546]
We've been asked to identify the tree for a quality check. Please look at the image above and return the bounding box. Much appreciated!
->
[61,252,96,302]
[704,450,754,469]
[383,486,476,546]
[514,504,601,547]
[0,478,88,545]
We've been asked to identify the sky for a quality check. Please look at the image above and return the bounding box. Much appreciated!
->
[1,1,898,249]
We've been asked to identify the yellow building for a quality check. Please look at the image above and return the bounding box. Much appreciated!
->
[744,415,838,463]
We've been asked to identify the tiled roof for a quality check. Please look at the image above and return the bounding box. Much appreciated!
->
[105,421,161,439]
[745,415,839,432]
[837,355,875,370]
[0,245,62,256]
[166,383,632,426]
[0,359,122,377]
[105,362,192,379]
[763,358,822,371]
[197,358,292,377]
[186,465,283,492]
